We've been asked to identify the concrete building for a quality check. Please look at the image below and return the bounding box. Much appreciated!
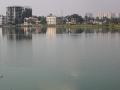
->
[0,15,6,26]
[6,6,32,25]
[46,14,56,25]
[22,7,32,19]
[0,15,3,26]
[96,12,116,19]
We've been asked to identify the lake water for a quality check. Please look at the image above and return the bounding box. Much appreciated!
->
[0,27,120,90]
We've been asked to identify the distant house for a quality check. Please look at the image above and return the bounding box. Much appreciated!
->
[71,18,77,24]
[56,17,65,25]
[65,14,84,24]
[24,17,40,26]
[66,18,77,24]
[46,14,56,26]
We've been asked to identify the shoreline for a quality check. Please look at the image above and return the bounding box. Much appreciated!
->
[1,24,120,30]
[56,24,120,30]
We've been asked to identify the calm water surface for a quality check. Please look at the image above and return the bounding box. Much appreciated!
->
[0,27,120,90]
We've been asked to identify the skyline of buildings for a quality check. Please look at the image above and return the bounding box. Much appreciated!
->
[1,5,120,26]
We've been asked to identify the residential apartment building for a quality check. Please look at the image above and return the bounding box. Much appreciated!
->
[6,6,32,25]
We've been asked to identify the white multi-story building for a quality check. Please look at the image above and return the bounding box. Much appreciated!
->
[96,12,116,19]
[46,14,56,25]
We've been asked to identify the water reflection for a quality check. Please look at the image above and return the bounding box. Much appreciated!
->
[0,28,2,39]
[0,27,33,67]
[1,27,32,40]
[1,27,120,40]
[1,27,120,90]
[65,28,84,34]
[46,27,56,39]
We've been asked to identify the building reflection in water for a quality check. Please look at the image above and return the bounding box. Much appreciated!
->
[23,27,32,39]
[1,27,33,68]
[0,28,2,39]
[34,26,41,33]
[2,27,32,40]
[46,27,56,39]
[1,27,120,40]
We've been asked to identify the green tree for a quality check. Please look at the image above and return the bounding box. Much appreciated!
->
[65,14,84,24]
[38,16,46,24]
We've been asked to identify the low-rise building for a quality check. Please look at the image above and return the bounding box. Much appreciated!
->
[24,17,40,26]
[56,17,65,25]
[65,18,77,24]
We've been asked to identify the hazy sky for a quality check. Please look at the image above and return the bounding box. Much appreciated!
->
[0,0,120,16]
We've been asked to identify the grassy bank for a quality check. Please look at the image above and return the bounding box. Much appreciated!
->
[56,24,120,30]
[2,24,120,30]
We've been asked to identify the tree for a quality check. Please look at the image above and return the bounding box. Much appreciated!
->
[84,16,94,24]
[38,16,46,24]
[70,14,83,23]
[65,14,84,24]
